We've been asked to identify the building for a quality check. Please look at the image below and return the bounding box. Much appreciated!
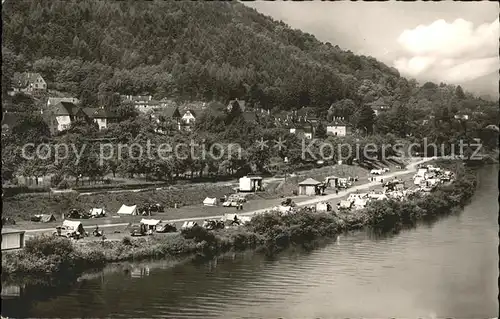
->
[46,101,89,133]
[274,112,294,127]
[239,176,263,192]
[11,72,47,95]
[326,118,351,136]
[454,114,470,120]
[366,97,390,115]
[227,99,246,112]
[156,107,182,131]
[121,95,162,113]
[180,109,197,131]
[83,107,118,130]
[1,228,26,251]
[298,178,322,196]
[47,97,80,108]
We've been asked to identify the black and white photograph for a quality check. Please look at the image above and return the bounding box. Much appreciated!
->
[1,1,498,318]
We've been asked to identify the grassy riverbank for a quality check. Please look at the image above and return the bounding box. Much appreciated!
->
[2,163,477,279]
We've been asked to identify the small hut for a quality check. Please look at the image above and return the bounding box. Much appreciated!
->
[298,178,322,196]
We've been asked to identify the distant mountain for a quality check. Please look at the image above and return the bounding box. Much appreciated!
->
[460,72,499,101]
[1,0,495,113]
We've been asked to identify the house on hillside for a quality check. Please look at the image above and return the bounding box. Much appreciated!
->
[45,101,89,134]
[156,107,182,132]
[1,112,21,136]
[121,95,162,113]
[366,97,390,115]
[83,107,118,130]
[47,97,80,108]
[227,99,246,112]
[180,109,197,131]
[289,122,315,139]
[294,107,318,123]
[11,72,47,96]
[454,114,470,120]
[274,112,294,127]
[326,118,351,136]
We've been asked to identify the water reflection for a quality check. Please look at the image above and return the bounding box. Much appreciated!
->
[131,266,150,278]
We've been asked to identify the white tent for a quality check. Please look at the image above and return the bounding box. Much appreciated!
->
[316,202,331,212]
[339,200,353,209]
[224,214,251,223]
[117,204,138,215]
[181,221,197,229]
[62,220,82,230]
[203,197,218,206]
[140,219,161,226]
[89,208,105,217]
[239,216,252,224]
[223,213,237,221]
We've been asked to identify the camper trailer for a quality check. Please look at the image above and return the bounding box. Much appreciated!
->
[239,176,263,192]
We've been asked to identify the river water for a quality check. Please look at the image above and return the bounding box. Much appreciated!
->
[2,165,498,318]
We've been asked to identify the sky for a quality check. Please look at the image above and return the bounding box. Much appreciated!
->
[245,1,499,96]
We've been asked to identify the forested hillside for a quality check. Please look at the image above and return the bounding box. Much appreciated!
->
[1,0,422,112]
[2,0,498,188]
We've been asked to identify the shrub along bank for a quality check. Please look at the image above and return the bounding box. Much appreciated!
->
[2,167,477,279]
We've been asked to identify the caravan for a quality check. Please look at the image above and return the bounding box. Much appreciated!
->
[203,197,218,206]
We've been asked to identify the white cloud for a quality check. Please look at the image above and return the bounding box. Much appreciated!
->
[393,18,499,84]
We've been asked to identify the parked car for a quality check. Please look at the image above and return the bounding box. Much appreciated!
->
[129,223,148,236]
[156,223,177,233]
[222,198,244,207]
[66,209,90,219]
[139,203,165,216]
[148,203,165,212]
[202,219,225,230]
[53,221,87,239]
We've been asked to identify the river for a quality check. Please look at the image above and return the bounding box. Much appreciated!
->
[2,165,498,318]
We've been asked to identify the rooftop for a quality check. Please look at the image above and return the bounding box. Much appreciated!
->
[298,178,321,185]
[1,228,25,235]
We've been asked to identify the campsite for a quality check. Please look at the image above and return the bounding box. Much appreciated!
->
[7,159,436,245]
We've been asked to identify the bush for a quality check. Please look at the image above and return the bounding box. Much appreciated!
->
[181,225,217,243]
[25,236,74,257]
[121,237,132,246]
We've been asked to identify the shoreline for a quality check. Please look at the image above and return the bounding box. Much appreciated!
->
[1,158,478,281]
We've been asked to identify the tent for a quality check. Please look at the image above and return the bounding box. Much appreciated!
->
[203,197,218,206]
[181,221,197,229]
[339,200,353,209]
[140,219,161,230]
[40,214,56,223]
[117,204,138,215]
[89,208,105,217]
[316,202,331,212]
[222,214,252,224]
[62,220,85,234]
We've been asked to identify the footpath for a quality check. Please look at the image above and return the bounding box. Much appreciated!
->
[25,157,435,236]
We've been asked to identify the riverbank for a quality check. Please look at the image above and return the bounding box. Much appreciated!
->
[2,160,477,280]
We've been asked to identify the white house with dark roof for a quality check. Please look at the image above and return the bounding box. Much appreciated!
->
[366,97,391,115]
[47,101,88,133]
[326,117,351,136]
[11,72,47,95]
[83,107,118,130]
